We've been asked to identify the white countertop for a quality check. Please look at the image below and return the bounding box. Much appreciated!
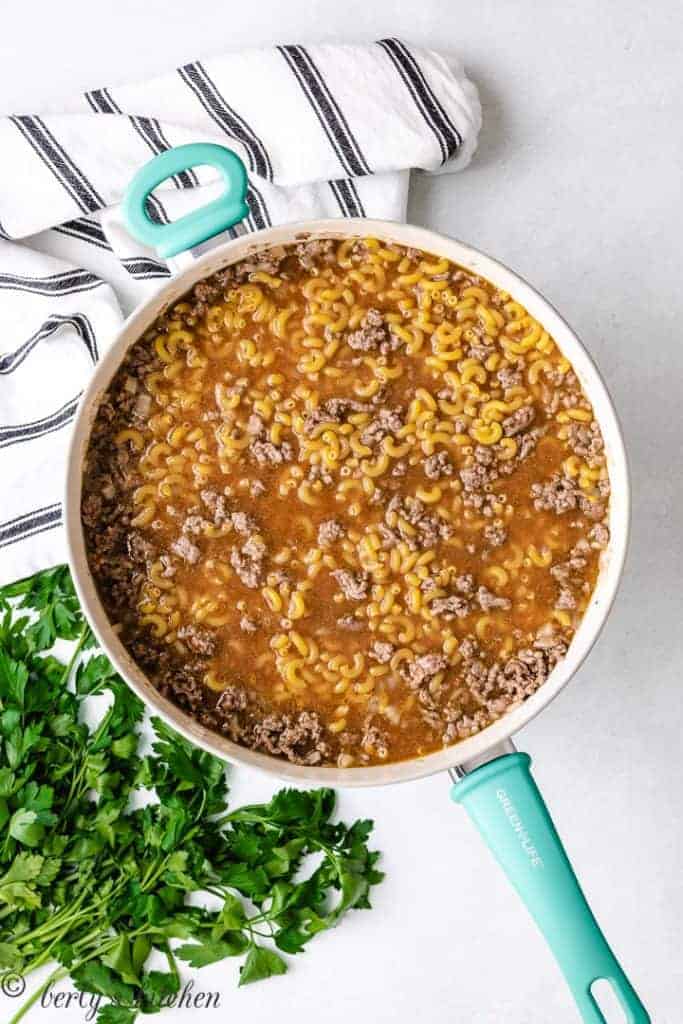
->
[1,2,681,1022]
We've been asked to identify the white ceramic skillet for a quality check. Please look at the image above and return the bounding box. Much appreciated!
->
[64,144,649,1024]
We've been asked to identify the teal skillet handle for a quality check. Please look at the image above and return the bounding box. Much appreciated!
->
[452,753,649,1023]
[122,143,249,259]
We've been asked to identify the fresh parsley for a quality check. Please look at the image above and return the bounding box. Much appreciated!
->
[0,568,383,1023]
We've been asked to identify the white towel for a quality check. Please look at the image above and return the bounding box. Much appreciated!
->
[0,38,480,584]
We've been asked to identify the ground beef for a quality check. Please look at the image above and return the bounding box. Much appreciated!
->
[239,615,258,633]
[332,569,369,601]
[468,342,495,362]
[346,308,398,353]
[442,709,491,745]
[402,653,448,688]
[295,238,336,271]
[200,489,230,524]
[550,554,587,586]
[182,515,207,535]
[531,474,578,514]
[502,405,535,436]
[251,710,330,765]
[155,659,209,715]
[172,534,200,564]
[250,437,294,465]
[495,638,567,701]
[567,421,604,461]
[231,511,257,535]
[483,521,507,547]
[318,519,344,547]
[216,686,249,713]
[127,532,155,564]
[455,574,475,594]
[361,722,389,759]
[497,365,523,389]
[303,398,372,435]
[177,625,217,657]
[82,492,103,528]
[579,497,606,521]
[475,445,496,467]
[477,586,511,612]
[385,495,451,549]
[459,637,479,660]
[516,427,544,462]
[431,595,470,619]
[159,555,175,577]
[359,407,404,448]
[424,451,454,480]
[230,535,266,589]
[243,535,265,560]
[338,615,364,631]
[460,462,495,493]
[369,641,394,663]
[590,523,609,547]
[556,588,576,610]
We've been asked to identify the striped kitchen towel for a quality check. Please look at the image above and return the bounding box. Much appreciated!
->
[0,38,481,583]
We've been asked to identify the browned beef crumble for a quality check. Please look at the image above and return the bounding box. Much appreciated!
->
[317,518,344,547]
[338,615,364,631]
[424,451,454,480]
[369,641,395,663]
[385,495,452,549]
[401,653,448,689]
[172,535,200,564]
[497,365,523,389]
[477,586,511,612]
[332,569,370,601]
[359,407,403,448]
[431,595,470,620]
[483,521,507,547]
[346,308,398,354]
[502,405,535,436]
[303,398,372,436]
[230,535,266,589]
[178,625,217,657]
[361,722,389,759]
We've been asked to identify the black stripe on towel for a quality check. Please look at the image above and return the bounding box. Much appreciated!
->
[85,88,119,113]
[10,115,104,213]
[121,257,171,280]
[278,45,370,178]
[376,38,462,164]
[178,62,273,181]
[85,87,198,190]
[129,116,198,190]
[0,393,81,450]
[54,217,112,251]
[329,179,365,218]
[0,503,62,550]
[0,269,102,296]
[0,313,98,376]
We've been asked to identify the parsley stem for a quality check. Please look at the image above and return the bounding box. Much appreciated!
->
[59,621,90,688]
[7,966,69,1024]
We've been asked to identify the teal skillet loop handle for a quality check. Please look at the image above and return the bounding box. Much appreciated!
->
[121,143,249,259]
[452,753,650,1024]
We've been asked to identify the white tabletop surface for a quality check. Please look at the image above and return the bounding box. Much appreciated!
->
[1,2,681,1022]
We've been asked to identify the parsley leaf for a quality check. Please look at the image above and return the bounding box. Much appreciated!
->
[0,567,384,1022]
[239,945,288,986]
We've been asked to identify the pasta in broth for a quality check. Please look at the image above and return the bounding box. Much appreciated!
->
[82,237,610,768]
